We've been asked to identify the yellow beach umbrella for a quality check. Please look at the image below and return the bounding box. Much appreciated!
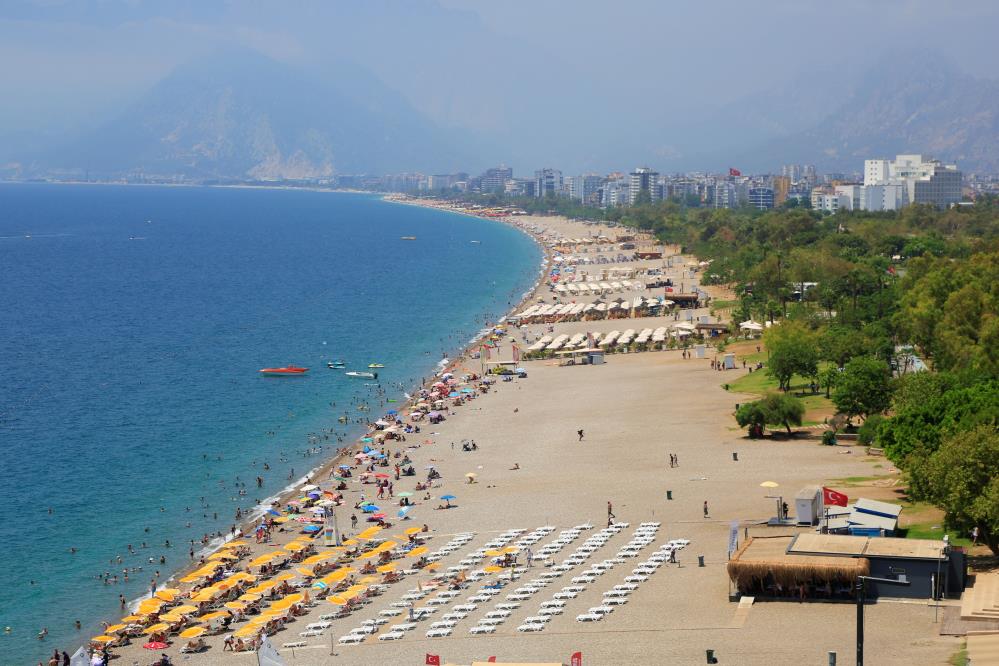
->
[356,526,383,540]
[249,553,277,567]
[376,563,396,573]
[91,635,116,643]
[358,575,379,584]
[357,551,377,560]
[425,562,441,571]
[105,624,127,633]
[190,588,219,603]
[179,573,205,584]
[403,527,422,535]
[273,571,296,582]
[760,481,779,488]
[238,593,262,603]
[484,549,502,557]
[342,538,358,546]
[484,565,503,573]
[154,588,180,601]
[143,622,170,635]
[208,551,239,561]
[233,625,261,638]
[198,611,230,621]
[502,546,519,554]
[226,540,248,547]
[280,592,306,605]
[179,626,206,639]
[272,516,290,523]
[407,546,428,558]
[159,612,184,623]
[119,615,144,623]
[328,595,349,605]
[295,566,315,577]
[224,601,247,611]
[284,542,306,552]
[172,604,198,615]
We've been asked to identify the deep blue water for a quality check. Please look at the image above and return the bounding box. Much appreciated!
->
[0,183,541,663]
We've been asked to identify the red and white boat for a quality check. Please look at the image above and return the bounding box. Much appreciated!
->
[259,365,309,376]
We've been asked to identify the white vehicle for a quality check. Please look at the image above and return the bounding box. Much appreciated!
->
[517,623,546,632]
[378,631,405,641]
[576,613,603,622]
[469,625,496,634]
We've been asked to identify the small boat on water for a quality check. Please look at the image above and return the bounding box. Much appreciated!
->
[400,236,417,240]
[328,360,346,369]
[368,363,385,368]
[470,240,481,244]
[260,366,308,376]
[346,371,378,380]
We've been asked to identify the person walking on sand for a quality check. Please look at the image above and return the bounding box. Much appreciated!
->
[607,501,615,526]
[577,428,584,442]
[703,501,709,518]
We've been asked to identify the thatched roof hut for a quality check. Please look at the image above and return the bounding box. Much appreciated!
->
[727,536,869,592]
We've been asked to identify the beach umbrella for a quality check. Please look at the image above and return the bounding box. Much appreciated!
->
[425,464,436,470]
[91,636,116,643]
[224,601,247,611]
[484,565,503,573]
[328,595,349,605]
[179,627,206,639]
[404,526,422,535]
[301,484,319,492]
[397,491,413,497]
[154,588,180,601]
[359,575,379,584]
[105,624,128,634]
[387,409,397,415]
[142,641,169,650]
[441,494,456,500]
[303,524,321,533]
[372,513,386,519]
[407,546,428,558]
[233,626,261,638]
[374,473,389,478]
[362,504,379,512]
[172,605,199,615]
[465,472,477,478]
[759,481,779,488]
[238,593,262,602]
[485,549,503,557]
[398,507,411,517]
[119,615,144,623]
[376,563,396,573]
[143,623,170,635]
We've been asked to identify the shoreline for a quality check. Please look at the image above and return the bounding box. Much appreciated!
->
[99,191,555,632]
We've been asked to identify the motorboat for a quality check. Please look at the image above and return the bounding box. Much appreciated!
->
[328,360,346,369]
[259,366,308,376]
[368,363,385,368]
[346,371,378,380]
[400,236,417,240]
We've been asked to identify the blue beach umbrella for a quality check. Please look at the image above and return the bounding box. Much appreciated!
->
[397,507,411,518]
[448,392,459,398]
[303,525,321,533]
[338,464,351,469]
[440,495,456,501]
[387,410,398,415]
[362,505,379,513]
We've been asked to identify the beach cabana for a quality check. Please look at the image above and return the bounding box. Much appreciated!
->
[727,536,869,598]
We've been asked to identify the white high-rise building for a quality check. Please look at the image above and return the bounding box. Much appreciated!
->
[628,167,661,205]
[862,155,962,209]
[534,168,563,198]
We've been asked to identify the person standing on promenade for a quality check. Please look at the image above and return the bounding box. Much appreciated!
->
[577,428,584,442]
[703,501,710,518]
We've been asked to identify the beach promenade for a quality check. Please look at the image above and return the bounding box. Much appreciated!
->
[101,212,959,666]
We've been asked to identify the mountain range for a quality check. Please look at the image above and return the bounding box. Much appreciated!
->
[9,51,999,178]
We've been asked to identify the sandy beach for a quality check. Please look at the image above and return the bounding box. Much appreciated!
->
[97,205,960,666]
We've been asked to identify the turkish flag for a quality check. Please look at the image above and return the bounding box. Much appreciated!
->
[729,167,742,177]
[426,655,441,666]
[571,652,583,666]
[823,487,848,507]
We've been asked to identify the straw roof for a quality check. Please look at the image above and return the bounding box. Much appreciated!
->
[727,536,869,590]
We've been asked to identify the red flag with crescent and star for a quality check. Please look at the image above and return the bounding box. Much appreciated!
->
[823,487,848,507]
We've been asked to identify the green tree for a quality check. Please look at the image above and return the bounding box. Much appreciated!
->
[764,322,819,391]
[912,427,999,555]
[831,356,892,423]
[818,365,840,398]
[735,393,805,435]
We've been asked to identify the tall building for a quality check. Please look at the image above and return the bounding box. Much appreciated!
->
[628,167,660,205]
[863,155,962,209]
[713,181,739,209]
[480,166,513,193]
[534,168,563,198]
[567,174,604,205]
[772,176,791,206]
[749,187,775,210]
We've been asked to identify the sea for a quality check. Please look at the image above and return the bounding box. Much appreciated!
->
[0,183,542,663]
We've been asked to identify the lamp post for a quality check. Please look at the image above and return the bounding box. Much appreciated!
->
[856,575,910,666]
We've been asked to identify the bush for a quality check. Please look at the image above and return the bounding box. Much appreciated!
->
[822,430,837,446]
[858,414,884,445]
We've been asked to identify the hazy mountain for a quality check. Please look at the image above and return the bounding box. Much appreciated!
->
[36,50,477,179]
[734,58,999,173]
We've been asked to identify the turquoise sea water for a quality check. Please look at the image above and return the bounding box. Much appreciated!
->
[0,184,541,663]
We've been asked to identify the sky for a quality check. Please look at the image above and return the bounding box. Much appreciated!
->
[1,0,998,173]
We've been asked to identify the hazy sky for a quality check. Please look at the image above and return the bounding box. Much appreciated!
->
[2,0,998,172]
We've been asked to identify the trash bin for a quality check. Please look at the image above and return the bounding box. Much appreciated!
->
[666,490,673,500]
[732,452,738,461]
[698,555,705,567]
[706,649,718,664]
